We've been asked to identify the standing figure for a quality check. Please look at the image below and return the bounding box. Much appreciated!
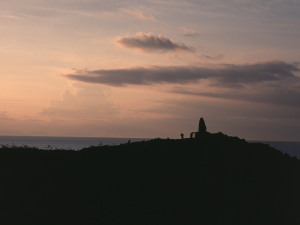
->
[180,133,184,139]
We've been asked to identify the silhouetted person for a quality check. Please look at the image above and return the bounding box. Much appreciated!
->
[180,133,184,139]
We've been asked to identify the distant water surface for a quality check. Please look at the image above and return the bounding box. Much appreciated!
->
[259,141,300,159]
[0,136,148,150]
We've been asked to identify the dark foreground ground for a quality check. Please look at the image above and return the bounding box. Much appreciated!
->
[0,132,299,225]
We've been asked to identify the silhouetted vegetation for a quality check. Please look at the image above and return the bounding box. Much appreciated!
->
[0,132,299,225]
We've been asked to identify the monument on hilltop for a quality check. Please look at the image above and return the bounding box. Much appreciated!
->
[190,117,207,138]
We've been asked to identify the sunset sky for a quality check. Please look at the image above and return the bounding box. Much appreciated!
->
[1,0,300,141]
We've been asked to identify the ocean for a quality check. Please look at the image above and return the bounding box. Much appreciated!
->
[0,136,147,150]
[0,136,299,159]
[257,141,300,159]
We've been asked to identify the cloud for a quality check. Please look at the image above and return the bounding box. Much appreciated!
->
[65,66,209,86]
[64,61,299,87]
[115,32,194,53]
[42,85,118,119]
[0,12,20,20]
[172,86,300,108]
[181,27,199,37]
[121,9,156,21]
[200,54,223,60]
[0,111,15,121]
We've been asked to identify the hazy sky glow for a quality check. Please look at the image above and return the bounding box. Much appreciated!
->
[1,0,300,140]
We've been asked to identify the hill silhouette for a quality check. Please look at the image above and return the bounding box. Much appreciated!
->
[0,132,299,225]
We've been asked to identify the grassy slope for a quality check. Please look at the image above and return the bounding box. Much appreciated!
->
[0,132,299,225]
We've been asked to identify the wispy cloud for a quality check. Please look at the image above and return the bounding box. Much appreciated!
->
[0,12,20,20]
[42,85,118,119]
[201,54,223,60]
[0,111,15,121]
[121,8,156,21]
[172,86,300,108]
[181,27,199,37]
[115,32,195,53]
[64,61,299,87]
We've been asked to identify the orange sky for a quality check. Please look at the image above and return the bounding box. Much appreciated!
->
[1,0,300,140]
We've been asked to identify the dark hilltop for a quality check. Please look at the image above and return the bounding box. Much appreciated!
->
[0,118,299,225]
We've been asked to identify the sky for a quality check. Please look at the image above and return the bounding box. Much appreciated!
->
[1,0,300,141]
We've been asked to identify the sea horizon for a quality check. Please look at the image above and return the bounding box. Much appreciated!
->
[0,135,149,150]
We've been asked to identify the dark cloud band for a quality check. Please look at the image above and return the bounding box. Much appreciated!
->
[64,61,299,87]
